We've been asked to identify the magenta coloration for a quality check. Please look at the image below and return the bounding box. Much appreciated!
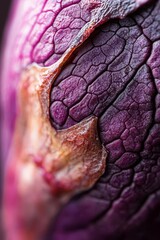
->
[1,0,151,161]
[1,0,160,240]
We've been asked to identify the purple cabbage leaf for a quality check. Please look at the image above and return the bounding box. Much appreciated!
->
[1,0,160,240]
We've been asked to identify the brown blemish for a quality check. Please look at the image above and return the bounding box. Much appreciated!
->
[3,64,107,240]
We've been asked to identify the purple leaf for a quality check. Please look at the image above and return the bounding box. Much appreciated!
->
[1,0,160,240]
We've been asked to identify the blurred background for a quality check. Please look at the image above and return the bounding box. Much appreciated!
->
[0,1,12,239]
[0,0,12,45]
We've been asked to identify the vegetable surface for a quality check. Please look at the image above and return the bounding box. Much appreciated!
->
[1,0,160,240]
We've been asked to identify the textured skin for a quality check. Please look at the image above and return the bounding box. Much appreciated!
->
[1,0,150,160]
[1,0,160,240]
[50,2,160,240]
